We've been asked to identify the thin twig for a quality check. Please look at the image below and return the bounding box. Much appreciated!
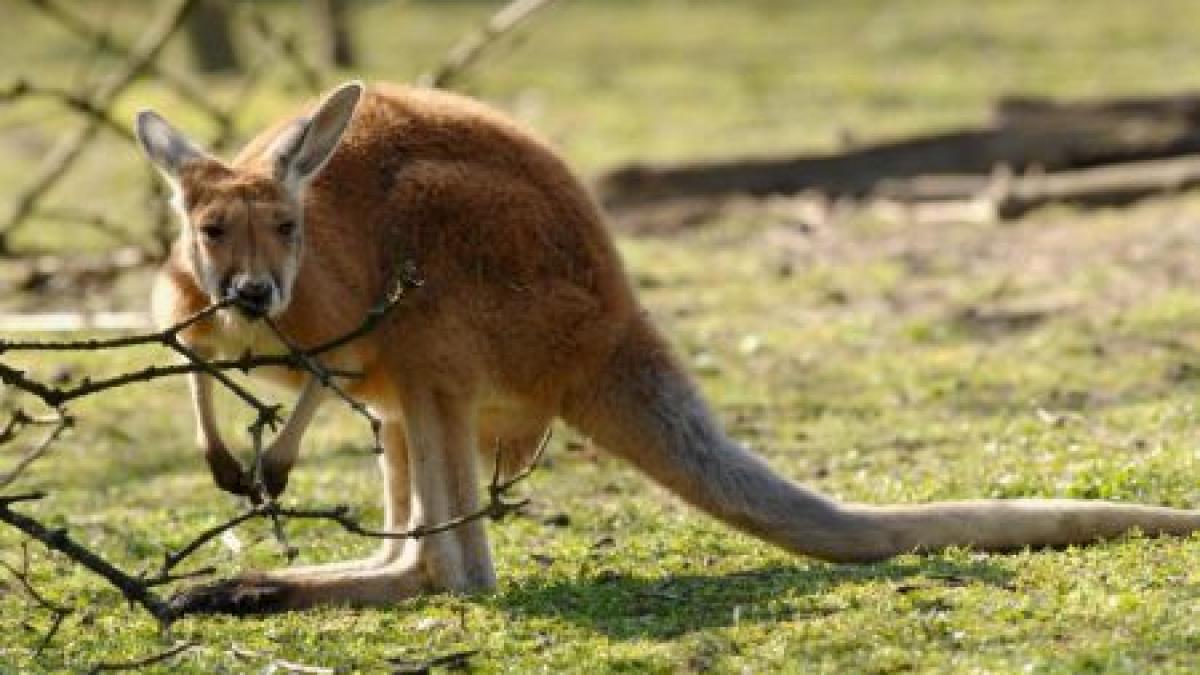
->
[0,79,135,142]
[0,299,281,431]
[155,431,550,581]
[0,412,72,490]
[30,207,141,247]
[0,542,73,656]
[419,0,561,89]
[388,649,478,674]
[265,317,384,454]
[23,0,229,124]
[87,641,198,673]
[0,493,172,623]
[245,8,323,95]
[230,644,337,674]
[1,0,201,246]
[0,409,60,446]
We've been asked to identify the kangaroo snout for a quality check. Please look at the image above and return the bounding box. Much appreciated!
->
[229,276,277,318]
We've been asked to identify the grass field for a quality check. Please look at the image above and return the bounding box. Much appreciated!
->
[4,1,1200,672]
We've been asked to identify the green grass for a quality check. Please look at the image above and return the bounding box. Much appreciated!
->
[5,0,1200,672]
[10,0,1200,254]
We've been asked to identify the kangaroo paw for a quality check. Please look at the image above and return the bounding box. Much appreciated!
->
[260,457,293,499]
[167,575,295,618]
[204,446,257,501]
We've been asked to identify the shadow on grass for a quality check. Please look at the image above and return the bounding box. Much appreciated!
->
[490,557,1014,640]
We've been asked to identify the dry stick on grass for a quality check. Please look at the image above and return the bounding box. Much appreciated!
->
[230,644,338,674]
[0,492,174,622]
[388,649,479,674]
[1,0,201,250]
[86,641,199,674]
[419,0,561,89]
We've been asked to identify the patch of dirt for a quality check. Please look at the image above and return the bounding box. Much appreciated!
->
[687,191,1200,323]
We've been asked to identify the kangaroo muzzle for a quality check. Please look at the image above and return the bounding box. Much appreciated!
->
[228,275,278,319]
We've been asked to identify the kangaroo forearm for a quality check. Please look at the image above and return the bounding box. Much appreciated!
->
[266,377,325,463]
[188,372,223,451]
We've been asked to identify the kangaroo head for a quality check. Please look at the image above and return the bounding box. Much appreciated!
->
[136,82,363,319]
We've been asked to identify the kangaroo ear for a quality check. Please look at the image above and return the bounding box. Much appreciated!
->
[135,109,206,179]
[271,81,364,191]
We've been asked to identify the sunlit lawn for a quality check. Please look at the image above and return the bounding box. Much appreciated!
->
[3,1,1200,672]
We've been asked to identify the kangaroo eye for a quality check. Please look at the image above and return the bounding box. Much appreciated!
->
[199,223,226,241]
[277,221,297,237]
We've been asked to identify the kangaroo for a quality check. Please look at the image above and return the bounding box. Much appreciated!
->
[136,81,1200,616]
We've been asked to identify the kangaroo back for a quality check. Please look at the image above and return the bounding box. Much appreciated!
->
[563,318,1200,562]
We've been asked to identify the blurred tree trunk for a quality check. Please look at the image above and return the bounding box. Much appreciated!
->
[310,0,356,68]
[185,0,241,74]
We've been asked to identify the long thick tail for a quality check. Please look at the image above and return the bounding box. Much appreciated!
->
[562,319,1200,563]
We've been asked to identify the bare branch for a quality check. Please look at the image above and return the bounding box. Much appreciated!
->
[0,412,72,490]
[0,493,173,623]
[244,7,323,95]
[0,409,60,446]
[0,79,135,142]
[419,0,561,89]
[1,0,201,246]
[87,641,198,673]
[265,317,384,454]
[388,649,479,674]
[29,207,141,247]
[231,644,338,674]
[154,432,549,585]
[0,252,547,675]
[22,0,229,124]
[0,542,73,656]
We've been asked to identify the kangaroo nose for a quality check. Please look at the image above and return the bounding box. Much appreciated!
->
[232,279,273,317]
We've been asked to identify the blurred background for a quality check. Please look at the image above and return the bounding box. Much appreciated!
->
[7,4,1200,670]
[5,0,1200,320]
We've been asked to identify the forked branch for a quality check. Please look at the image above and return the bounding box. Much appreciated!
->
[0,261,549,641]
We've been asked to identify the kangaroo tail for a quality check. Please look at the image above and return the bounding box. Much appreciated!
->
[562,319,1200,563]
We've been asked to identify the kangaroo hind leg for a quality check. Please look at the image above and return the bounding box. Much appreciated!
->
[167,387,495,615]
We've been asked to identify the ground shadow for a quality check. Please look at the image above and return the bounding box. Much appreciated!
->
[488,557,1015,640]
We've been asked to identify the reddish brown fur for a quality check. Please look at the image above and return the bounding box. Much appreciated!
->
[158,85,633,409]
[147,83,1200,615]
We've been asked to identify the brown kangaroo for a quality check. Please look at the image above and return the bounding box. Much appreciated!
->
[135,81,1200,615]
